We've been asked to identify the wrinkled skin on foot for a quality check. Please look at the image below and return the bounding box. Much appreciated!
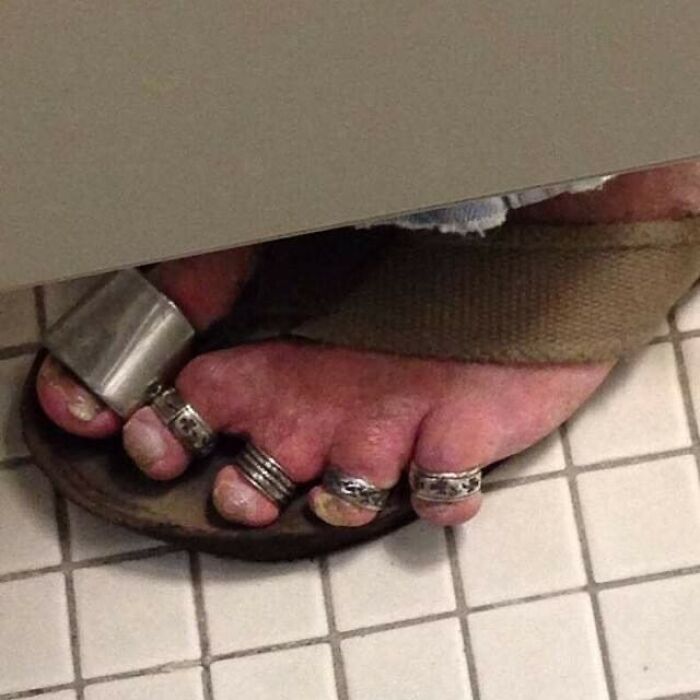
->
[36,161,700,528]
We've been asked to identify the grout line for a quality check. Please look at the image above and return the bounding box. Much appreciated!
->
[677,327,700,342]
[54,494,86,700]
[211,635,331,663]
[338,609,457,641]
[560,424,618,700]
[0,683,76,700]
[667,311,700,487]
[0,343,39,361]
[0,543,180,584]
[483,468,566,491]
[444,527,482,700]
[651,692,700,700]
[318,557,349,700]
[571,446,696,473]
[188,552,214,700]
[596,563,700,591]
[467,585,587,615]
[80,658,202,689]
[33,286,47,335]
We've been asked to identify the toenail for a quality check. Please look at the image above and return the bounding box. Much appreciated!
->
[309,486,377,528]
[213,466,280,526]
[412,492,483,526]
[67,392,101,422]
[123,418,166,471]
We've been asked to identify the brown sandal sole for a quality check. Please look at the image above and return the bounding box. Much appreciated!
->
[22,352,424,562]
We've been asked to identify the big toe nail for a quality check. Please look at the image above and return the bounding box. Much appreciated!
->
[36,356,121,438]
[213,466,280,527]
[123,407,189,480]
[308,486,378,527]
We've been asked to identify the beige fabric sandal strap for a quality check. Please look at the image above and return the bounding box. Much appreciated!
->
[204,218,700,364]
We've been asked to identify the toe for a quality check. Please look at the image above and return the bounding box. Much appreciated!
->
[213,429,329,527]
[309,406,425,528]
[122,351,236,479]
[178,344,336,526]
[412,362,612,526]
[123,407,190,480]
[36,356,121,439]
[213,465,281,527]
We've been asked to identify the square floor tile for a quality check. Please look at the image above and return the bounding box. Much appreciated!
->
[73,552,199,677]
[600,574,700,699]
[0,464,62,575]
[456,478,586,606]
[343,617,472,700]
[0,288,39,347]
[470,593,608,700]
[26,692,77,700]
[567,344,690,465]
[68,503,160,561]
[43,274,111,326]
[0,574,73,694]
[577,456,700,581]
[0,355,33,459]
[211,644,336,700]
[674,283,700,332]
[85,668,204,700]
[485,432,565,483]
[328,520,455,631]
[201,555,327,653]
[681,336,700,430]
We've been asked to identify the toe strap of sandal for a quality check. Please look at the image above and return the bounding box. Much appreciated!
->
[44,268,194,417]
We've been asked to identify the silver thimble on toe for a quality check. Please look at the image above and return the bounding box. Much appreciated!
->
[409,463,483,503]
[236,441,296,507]
[150,387,216,457]
[44,269,195,417]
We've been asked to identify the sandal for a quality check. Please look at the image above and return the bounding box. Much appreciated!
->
[22,218,700,561]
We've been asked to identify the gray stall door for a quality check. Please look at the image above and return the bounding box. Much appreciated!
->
[2,1,700,291]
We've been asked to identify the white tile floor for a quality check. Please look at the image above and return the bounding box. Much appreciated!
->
[1,280,700,700]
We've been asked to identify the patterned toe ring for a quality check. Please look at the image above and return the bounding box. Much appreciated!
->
[150,386,216,458]
[409,462,483,503]
[322,467,391,512]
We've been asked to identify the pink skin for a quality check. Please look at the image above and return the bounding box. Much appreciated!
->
[36,161,700,529]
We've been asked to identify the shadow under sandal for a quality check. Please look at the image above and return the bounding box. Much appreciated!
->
[22,218,700,561]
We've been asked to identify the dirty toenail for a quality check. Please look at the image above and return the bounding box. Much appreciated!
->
[309,486,377,528]
[67,392,101,422]
[213,466,279,526]
[123,418,166,471]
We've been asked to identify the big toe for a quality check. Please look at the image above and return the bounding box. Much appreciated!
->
[36,355,121,439]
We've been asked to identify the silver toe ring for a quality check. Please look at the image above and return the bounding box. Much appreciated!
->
[409,463,483,503]
[322,468,390,512]
[236,441,296,507]
[150,387,216,457]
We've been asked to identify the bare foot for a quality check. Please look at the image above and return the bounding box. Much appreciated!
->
[38,161,700,528]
